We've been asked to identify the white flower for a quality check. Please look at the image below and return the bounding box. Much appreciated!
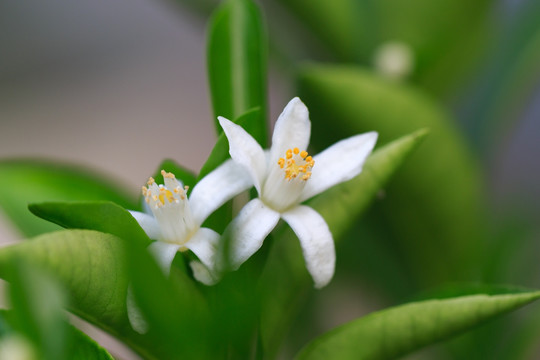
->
[129,160,251,283]
[218,97,377,288]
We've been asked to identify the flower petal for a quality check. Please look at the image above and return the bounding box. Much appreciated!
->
[270,97,311,162]
[300,131,378,202]
[281,205,335,289]
[129,211,162,240]
[148,241,181,276]
[189,159,253,225]
[218,116,266,193]
[224,198,280,270]
[189,260,219,286]
[184,227,220,270]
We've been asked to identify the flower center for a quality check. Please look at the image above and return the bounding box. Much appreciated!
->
[141,170,195,245]
[261,148,315,212]
[277,148,314,181]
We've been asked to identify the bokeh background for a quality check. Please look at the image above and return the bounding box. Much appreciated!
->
[1,0,540,358]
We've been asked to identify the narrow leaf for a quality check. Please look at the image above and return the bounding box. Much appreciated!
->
[259,130,427,358]
[207,0,267,145]
[28,201,151,246]
[295,291,540,360]
[0,159,138,237]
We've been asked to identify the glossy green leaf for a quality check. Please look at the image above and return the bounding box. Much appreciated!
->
[28,201,151,247]
[0,159,138,237]
[197,107,261,181]
[207,0,267,145]
[298,64,486,288]
[151,158,197,190]
[259,130,427,358]
[0,230,135,346]
[295,291,540,360]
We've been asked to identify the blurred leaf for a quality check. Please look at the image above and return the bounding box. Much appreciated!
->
[207,0,267,145]
[0,159,137,237]
[275,0,364,61]
[468,1,540,153]
[278,0,490,93]
[298,64,487,288]
[295,291,540,360]
[197,107,261,180]
[259,130,427,358]
[151,158,197,190]
[28,201,151,247]
[0,310,114,360]
[7,259,69,360]
[125,226,214,360]
[0,230,136,348]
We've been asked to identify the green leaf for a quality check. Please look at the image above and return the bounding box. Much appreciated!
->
[295,291,540,360]
[151,158,197,190]
[0,159,138,237]
[28,201,151,247]
[259,130,427,358]
[0,230,133,344]
[278,0,490,94]
[68,325,115,360]
[207,0,267,145]
[298,64,487,288]
[469,1,540,153]
[197,107,261,181]
[0,310,115,360]
[6,259,69,360]
[125,226,214,360]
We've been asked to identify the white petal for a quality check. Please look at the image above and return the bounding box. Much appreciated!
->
[184,227,220,270]
[129,211,162,240]
[300,131,378,202]
[281,205,335,289]
[127,286,148,334]
[148,241,181,276]
[218,116,266,193]
[270,97,311,162]
[189,260,219,286]
[189,159,253,225]
[223,198,280,270]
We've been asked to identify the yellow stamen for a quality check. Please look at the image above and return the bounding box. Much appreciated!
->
[161,170,175,179]
[286,149,293,159]
[281,148,314,181]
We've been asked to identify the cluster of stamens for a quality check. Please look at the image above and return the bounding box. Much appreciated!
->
[278,148,314,181]
[142,170,189,208]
